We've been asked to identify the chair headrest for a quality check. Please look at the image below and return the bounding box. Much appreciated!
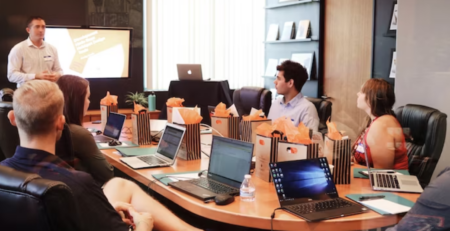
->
[0,88,14,102]
[395,104,447,144]
[0,165,42,195]
[239,87,265,111]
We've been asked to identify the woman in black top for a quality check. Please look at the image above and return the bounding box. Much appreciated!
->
[57,75,113,184]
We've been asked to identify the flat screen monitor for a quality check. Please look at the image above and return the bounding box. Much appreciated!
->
[45,26,132,78]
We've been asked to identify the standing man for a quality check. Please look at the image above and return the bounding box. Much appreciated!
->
[7,16,63,88]
[268,60,319,131]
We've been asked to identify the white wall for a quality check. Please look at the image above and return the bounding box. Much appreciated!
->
[396,0,450,179]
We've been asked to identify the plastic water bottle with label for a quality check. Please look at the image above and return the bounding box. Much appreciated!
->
[240,174,255,201]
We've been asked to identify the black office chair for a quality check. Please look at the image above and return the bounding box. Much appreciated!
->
[305,97,332,135]
[233,87,272,117]
[395,104,447,188]
[0,102,19,160]
[0,165,81,230]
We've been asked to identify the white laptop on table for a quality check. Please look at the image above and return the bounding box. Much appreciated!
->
[362,140,423,193]
[120,123,186,169]
[177,64,203,80]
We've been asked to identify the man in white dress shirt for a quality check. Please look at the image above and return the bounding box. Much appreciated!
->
[268,60,319,131]
[7,16,63,88]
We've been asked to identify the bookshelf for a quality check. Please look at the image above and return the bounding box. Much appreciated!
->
[263,0,324,98]
[264,37,319,44]
[265,0,319,9]
[371,0,397,86]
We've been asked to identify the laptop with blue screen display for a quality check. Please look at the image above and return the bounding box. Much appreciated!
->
[270,158,367,221]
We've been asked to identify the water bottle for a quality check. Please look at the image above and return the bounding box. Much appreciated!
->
[148,92,156,111]
[240,174,255,201]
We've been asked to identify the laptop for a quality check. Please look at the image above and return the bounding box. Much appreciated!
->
[94,112,126,143]
[270,158,367,222]
[361,141,423,193]
[169,136,254,201]
[120,123,186,169]
[177,64,203,80]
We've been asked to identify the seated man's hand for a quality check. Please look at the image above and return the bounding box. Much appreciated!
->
[111,201,133,226]
[129,207,153,231]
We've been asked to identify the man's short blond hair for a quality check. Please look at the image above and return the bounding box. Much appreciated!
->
[13,80,64,135]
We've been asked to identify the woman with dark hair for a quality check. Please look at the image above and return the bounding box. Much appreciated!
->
[57,75,113,184]
[353,78,408,170]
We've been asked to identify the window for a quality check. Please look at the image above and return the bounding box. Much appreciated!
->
[144,0,265,90]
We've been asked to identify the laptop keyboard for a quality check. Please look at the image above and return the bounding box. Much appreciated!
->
[375,173,400,189]
[137,156,166,165]
[287,198,353,214]
[188,178,239,195]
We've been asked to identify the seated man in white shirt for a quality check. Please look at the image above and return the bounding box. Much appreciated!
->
[7,16,63,88]
[268,60,319,131]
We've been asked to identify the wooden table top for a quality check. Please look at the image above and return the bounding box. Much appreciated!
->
[85,121,420,231]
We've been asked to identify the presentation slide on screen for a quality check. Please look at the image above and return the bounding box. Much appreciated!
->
[45,28,130,78]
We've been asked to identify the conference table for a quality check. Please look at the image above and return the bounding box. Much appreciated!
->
[86,120,420,231]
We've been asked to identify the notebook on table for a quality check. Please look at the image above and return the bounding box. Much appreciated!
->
[346,192,414,215]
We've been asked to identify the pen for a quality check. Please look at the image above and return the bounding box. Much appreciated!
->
[359,195,385,201]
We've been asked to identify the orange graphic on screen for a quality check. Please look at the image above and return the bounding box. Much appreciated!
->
[67,29,129,76]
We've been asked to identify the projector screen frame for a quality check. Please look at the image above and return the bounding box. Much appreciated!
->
[45,25,133,79]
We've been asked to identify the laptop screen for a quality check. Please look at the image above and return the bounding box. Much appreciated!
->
[103,113,126,140]
[208,136,254,184]
[270,158,338,203]
[157,124,185,160]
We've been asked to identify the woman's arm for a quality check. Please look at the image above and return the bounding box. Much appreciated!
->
[69,124,114,184]
[366,117,398,169]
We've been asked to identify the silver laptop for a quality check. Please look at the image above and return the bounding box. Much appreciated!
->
[177,64,203,80]
[120,123,186,169]
[94,112,126,143]
[362,140,423,193]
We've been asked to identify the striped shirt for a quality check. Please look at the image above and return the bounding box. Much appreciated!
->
[7,38,63,87]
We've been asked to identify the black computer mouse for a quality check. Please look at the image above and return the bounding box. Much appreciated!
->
[96,130,103,135]
[108,140,122,146]
[214,194,235,206]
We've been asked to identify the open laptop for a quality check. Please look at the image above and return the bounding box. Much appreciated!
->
[362,141,423,193]
[270,158,367,222]
[169,136,254,201]
[94,112,126,143]
[120,123,186,169]
[177,64,203,80]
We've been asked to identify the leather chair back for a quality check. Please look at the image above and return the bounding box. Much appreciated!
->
[0,165,81,230]
[395,104,447,187]
[233,87,272,117]
[305,97,332,134]
[0,102,19,160]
